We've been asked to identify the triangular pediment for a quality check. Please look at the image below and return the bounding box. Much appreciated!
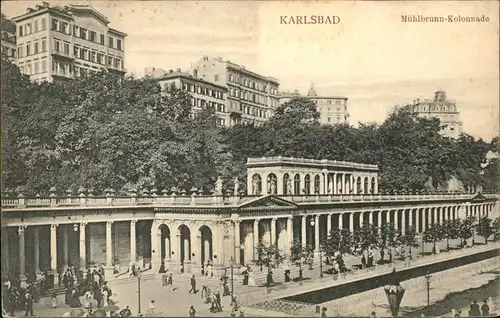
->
[471,193,487,202]
[237,194,298,209]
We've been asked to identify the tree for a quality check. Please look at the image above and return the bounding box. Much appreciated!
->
[323,228,354,259]
[353,224,380,264]
[254,243,285,286]
[442,219,460,251]
[423,223,444,254]
[400,225,419,259]
[459,216,477,247]
[492,217,500,241]
[289,239,314,281]
[377,223,399,262]
[476,216,494,244]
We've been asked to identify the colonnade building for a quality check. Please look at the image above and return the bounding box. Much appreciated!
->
[2,157,498,284]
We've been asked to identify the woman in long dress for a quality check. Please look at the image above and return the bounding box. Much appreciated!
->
[102,289,109,307]
[247,272,256,287]
[51,292,58,308]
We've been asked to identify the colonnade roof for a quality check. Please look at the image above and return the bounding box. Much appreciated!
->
[246,156,379,171]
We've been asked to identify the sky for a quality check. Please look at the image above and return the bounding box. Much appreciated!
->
[3,0,499,140]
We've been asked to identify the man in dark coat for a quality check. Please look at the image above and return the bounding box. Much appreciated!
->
[24,291,34,316]
[189,275,196,294]
[469,300,481,317]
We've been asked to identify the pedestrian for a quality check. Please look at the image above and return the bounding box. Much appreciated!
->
[149,300,156,315]
[371,311,377,318]
[201,285,207,299]
[361,255,367,269]
[481,299,490,317]
[469,300,481,317]
[168,272,173,292]
[24,291,34,316]
[120,306,133,318]
[215,291,222,312]
[223,280,230,296]
[51,291,58,308]
[189,305,196,317]
[162,273,168,287]
[368,252,374,268]
[189,275,196,294]
[321,307,328,317]
[239,310,245,317]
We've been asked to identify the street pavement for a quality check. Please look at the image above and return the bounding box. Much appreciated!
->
[22,237,490,317]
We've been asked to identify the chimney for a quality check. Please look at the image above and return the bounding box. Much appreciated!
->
[26,7,35,13]
[176,68,181,72]
[169,69,173,73]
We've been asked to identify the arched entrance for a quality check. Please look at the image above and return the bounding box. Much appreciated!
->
[356,177,362,194]
[159,224,171,268]
[364,177,369,194]
[304,174,311,194]
[178,225,191,271]
[199,226,213,265]
[294,174,301,195]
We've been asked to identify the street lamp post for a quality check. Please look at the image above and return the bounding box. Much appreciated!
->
[424,272,432,308]
[137,270,141,315]
[310,218,315,250]
[384,268,405,317]
[319,246,323,278]
[229,257,235,296]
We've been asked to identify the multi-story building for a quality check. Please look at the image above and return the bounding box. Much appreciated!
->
[279,84,350,125]
[191,56,280,126]
[152,68,229,126]
[407,90,463,138]
[1,30,17,60]
[12,2,126,83]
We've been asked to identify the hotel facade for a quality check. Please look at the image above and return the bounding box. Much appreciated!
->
[152,68,229,126]
[407,90,463,139]
[279,84,349,125]
[190,56,280,126]
[11,2,126,83]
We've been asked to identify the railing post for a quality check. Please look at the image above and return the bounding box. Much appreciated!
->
[17,193,26,208]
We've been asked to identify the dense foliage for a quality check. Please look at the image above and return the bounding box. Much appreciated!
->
[1,56,497,195]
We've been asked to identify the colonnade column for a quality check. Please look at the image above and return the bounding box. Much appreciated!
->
[377,211,382,230]
[326,214,332,235]
[401,210,406,235]
[104,221,114,278]
[253,220,259,260]
[332,173,337,194]
[301,216,307,247]
[63,225,69,267]
[50,224,58,284]
[369,212,374,227]
[349,213,354,233]
[1,228,9,274]
[286,217,293,254]
[415,209,420,233]
[314,215,320,252]
[33,227,40,274]
[341,174,346,194]
[193,234,201,266]
[19,226,26,281]
[79,223,86,273]
[353,176,358,194]
[270,218,276,245]
[393,210,398,230]
[338,213,343,230]
[320,170,326,194]
[234,221,241,264]
[408,209,413,228]
[130,220,137,265]
[360,212,365,227]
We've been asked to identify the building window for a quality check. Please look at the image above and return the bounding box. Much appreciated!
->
[41,18,46,30]
[41,39,46,52]
[90,31,96,42]
[53,40,60,52]
[108,36,114,48]
[26,44,31,56]
[328,117,331,122]
[34,20,39,32]
[18,25,23,37]
[117,39,122,50]
[34,62,39,74]
[34,42,39,54]
[51,18,58,31]
[64,43,69,54]
[41,60,47,72]
[214,74,219,82]
[100,34,105,45]
[26,23,32,34]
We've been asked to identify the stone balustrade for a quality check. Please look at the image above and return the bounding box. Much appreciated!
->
[1,192,498,209]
